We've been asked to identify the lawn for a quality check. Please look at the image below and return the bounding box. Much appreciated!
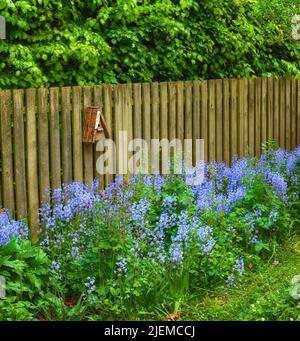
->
[180,235,300,321]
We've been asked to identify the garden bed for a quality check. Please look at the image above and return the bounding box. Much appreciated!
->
[0,145,299,321]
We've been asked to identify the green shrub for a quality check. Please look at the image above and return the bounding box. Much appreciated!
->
[0,0,299,89]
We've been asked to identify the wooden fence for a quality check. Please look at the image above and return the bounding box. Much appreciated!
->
[0,77,300,237]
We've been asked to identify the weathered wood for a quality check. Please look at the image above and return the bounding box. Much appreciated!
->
[192,80,200,164]
[168,82,177,141]
[72,86,83,182]
[0,90,15,214]
[151,82,159,173]
[291,79,297,150]
[61,87,72,183]
[215,79,222,162]
[177,81,184,142]
[201,80,208,162]
[279,77,286,149]
[267,78,274,140]
[13,89,27,217]
[208,80,216,162]
[273,78,280,142]
[222,79,230,163]
[142,83,151,143]
[114,85,124,175]
[160,82,168,140]
[184,81,193,141]
[248,78,255,156]
[141,83,151,174]
[285,78,291,150]
[240,78,248,156]
[133,83,142,139]
[132,83,142,175]
[123,84,132,177]
[49,87,61,191]
[25,89,39,242]
[103,85,114,185]
[261,78,267,146]
[94,86,104,189]
[83,87,94,185]
[230,79,238,159]
[297,79,300,146]
[254,78,262,156]
[38,88,50,202]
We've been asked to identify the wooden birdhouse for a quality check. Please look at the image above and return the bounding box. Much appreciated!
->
[82,106,110,143]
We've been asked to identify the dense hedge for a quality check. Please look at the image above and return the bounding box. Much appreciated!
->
[0,0,299,89]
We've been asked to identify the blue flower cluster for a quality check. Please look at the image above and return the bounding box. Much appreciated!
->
[39,180,101,277]
[34,146,300,289]
[0,210,28,246]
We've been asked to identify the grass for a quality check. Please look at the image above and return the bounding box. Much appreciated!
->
[174,235,300,321]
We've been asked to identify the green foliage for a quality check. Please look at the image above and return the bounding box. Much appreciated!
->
[0,0,299,89]
[0,239,50,320]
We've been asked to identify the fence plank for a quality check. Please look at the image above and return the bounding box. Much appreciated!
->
[185,81,193,141]
[142,83,151,144]
[13,89,27,217]
[151,82,159,173]
[114,85,124,175]
[160,82,168,140]
[261,78,267,146]
[103,85,114,185]
[241,78,249,155]
[230,79,238,159]
[169,82,177,141]
[123,84,132,177]
[222,79,230,163]
[93,85,104,189]
[273,78,280,143]
[192,80,200,164]
[255,78,262,156]
[49,88,61,191]
[72,86,83,183]
[279,77,286,149]
[297,79,300,146]
[215,79,223,162]
[0,90,15,214]
[25,89,39,241]
[142,83,151,174]
[208,80,216,162]
[248,79,255,156]
[132,83,142,174]
[291,79,297,150]
[61,87,72,183]
[83,87,94,185]
[285,79,291,150]
[133,83,142,140]
[201,80,208,162]
[177,81,184,142]
[38,88,50,202]
[267,78,274,140]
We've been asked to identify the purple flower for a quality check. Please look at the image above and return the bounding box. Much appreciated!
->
[0,210,28,246]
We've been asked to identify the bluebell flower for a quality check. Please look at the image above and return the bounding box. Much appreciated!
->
[0,210,28,246]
